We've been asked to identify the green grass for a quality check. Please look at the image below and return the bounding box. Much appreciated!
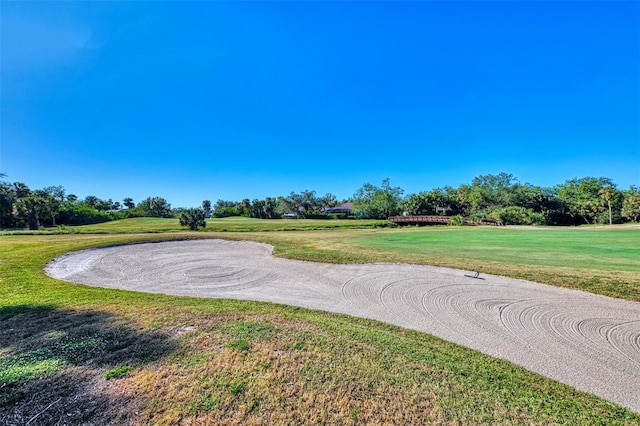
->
[354,226,640,272]
[103,365,133,380]
[1,229,639,424]
[2,216,391,235]
[348,226,640,301]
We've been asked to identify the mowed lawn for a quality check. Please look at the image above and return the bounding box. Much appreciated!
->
[354,226,639,272]
[59,217,390,233]
[2,223,640,424]
[347,226,640,301]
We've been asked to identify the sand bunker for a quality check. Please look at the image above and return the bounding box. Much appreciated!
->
[46,239,640,412]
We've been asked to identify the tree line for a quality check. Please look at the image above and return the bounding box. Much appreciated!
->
[0,174,175,229]
[1,172,638,230]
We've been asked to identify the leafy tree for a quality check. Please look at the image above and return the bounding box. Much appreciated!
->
[136,197,173,218]
[38,188,62,226]
[514,185,559,224]
[456,184,472,216]
[99,198,117,211]
[441,186,464,216]
[276,195,296,217]
[465,173,520,216]
[263,197,278,219]
[212,199,239,218]
[273,190,329,218]
[402,192,430,215]
[214,199,235,210]
[44,185,65,202]
[425,188,449,214]
[179,208,206,230]
[249,199,265,218]
[84,195,100,209]
[10,185,60,228]
[13,182,30,198]
[0,179,16,228]
[15,195,47,229]
[555,177,616,224]
[622,186,640,222]
[123,197,135,209]
[298,190,324,216]
[202,200,212,217]
[321,193,338,209]
[353,179,404,219]
[236,199,251,217]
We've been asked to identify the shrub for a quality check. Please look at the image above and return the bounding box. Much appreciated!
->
[57,203,111,225]
[447,215,466,226]
[494,207,546,225]
[179,208,206,231]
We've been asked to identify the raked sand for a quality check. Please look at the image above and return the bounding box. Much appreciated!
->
[46,239,640,412]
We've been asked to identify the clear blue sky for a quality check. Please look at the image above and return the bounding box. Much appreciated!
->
[2,1,638,207]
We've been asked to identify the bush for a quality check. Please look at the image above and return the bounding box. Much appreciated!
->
[494,207,546,225]
[179,208,206,231]
[212,206,239,218]
[57,203,111,225]
[447,215,466,226]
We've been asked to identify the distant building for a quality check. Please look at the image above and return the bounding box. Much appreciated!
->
[323,202,353,216]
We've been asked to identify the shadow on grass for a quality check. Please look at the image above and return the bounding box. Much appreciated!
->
[0,304,176,425]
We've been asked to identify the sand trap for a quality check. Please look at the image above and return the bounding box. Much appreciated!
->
[46,239,640,412]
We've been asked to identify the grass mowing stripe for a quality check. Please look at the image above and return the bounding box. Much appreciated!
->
[354,227,640,271]
[2,217,392,235]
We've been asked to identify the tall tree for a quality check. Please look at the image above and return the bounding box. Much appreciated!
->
[137,197,172,217]
[123,197,135,209]
[276,196,295,217]
[202,200,212,217]
[353,179,404,219]
[599,186,616,225]
[15,196,47,230]
[321,193,338,209]
[555,177,615,224]
[250,199,265,218]
[236,199,251,217]
[402,193,429,215]
[622,186,640,222]
[39,188,62,226]
[13,182,30,198]
[0,179,16,228]
[263,197,277,218]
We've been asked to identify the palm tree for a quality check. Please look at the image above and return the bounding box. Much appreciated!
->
[599,186,615,225]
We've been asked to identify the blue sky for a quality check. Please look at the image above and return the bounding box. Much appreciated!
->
[2,1,638,207]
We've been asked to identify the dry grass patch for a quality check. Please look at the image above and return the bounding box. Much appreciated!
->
[98,311,635,425]
[128,313,449,425]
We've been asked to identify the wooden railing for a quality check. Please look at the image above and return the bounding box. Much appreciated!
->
[388,215,503,226]
[388,215,451,224]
